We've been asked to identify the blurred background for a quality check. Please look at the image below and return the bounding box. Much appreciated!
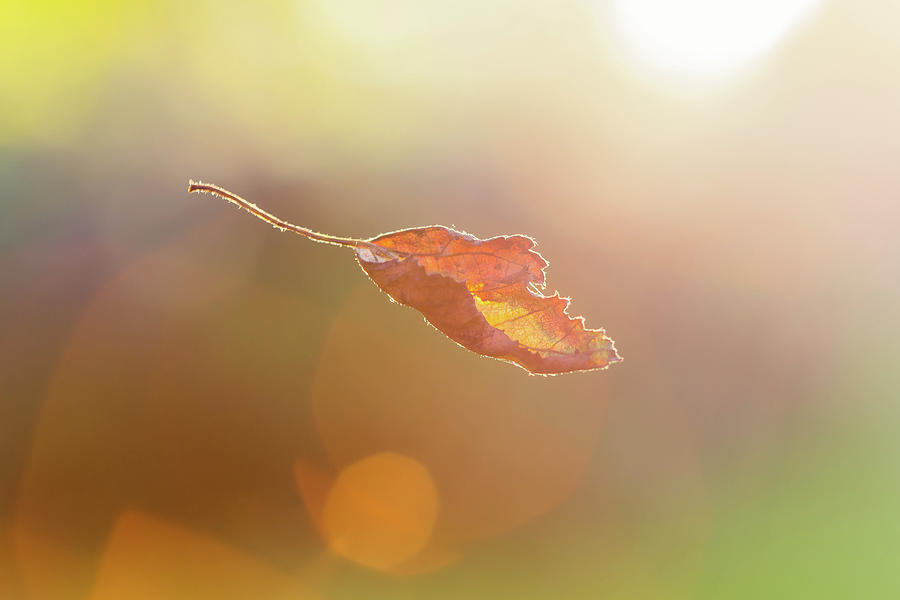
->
[2,0,899,598]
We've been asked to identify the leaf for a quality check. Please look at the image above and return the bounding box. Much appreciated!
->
[188,181,621,375]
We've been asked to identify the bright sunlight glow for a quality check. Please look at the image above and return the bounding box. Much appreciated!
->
[612,0,823,78]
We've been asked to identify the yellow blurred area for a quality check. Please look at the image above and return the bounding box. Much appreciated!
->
[91,511,316,600]
[318,452,439,571]
[3,0,900,598]
[0,1,150,143]
[14,509,319,599]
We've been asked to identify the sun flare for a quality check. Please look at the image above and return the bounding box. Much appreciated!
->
[611,0,823,78]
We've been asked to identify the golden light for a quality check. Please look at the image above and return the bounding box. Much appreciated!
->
[610,0,823,78]
[319,452,440,571]
[91,511,316,600]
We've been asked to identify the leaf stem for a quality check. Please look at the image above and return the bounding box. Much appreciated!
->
[187,180,369,249]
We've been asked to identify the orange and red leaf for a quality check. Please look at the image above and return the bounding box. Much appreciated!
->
[358,226,621,375]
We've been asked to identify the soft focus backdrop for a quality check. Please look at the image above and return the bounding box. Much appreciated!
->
[2,1,900,598]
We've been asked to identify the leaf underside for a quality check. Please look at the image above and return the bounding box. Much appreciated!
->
[356,226,621,375]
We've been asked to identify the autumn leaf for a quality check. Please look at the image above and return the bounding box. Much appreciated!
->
[188,181,621,375]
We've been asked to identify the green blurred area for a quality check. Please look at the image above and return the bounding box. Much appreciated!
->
[2,1,900,598]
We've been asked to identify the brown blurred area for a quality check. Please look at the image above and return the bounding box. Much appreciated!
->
[3,1,900,598]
